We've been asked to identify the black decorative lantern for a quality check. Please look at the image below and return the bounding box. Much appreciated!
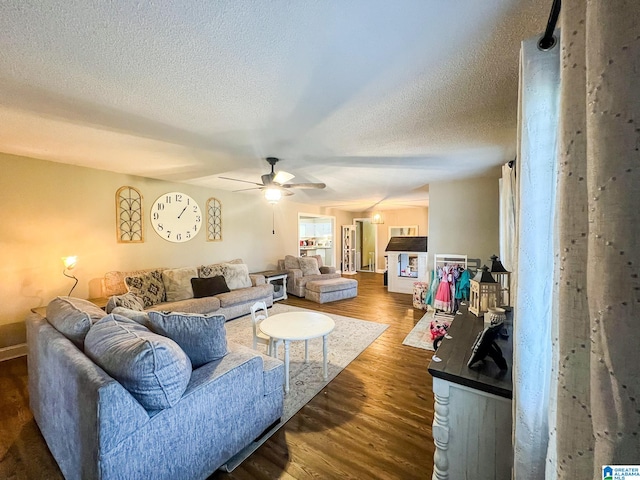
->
[489,254,511,307]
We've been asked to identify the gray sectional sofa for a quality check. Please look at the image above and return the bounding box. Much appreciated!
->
[27,295,284,480]
[277,254,341,297]
[102,258,273,320]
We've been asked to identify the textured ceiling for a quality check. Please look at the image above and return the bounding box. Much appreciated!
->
[0,0,550,211]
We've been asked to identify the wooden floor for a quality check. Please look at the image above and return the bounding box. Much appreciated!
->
[0,272,435,480]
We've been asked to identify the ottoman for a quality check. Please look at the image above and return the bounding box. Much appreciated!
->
[305,278,358,304]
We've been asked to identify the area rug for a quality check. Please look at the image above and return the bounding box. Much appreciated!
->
[402,311,455,351]
[219,303,389,472]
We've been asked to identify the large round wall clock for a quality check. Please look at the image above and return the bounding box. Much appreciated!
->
[151,192,202,243]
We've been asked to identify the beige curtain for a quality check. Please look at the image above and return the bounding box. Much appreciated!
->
[549,0,640,477]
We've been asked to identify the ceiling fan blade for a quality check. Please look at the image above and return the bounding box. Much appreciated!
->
[273,171,295,184]
[219,176,264,187]
[232,187,263,192]
[282,182,326,189]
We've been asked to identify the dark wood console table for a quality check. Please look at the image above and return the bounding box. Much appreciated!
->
[427,305,513,480]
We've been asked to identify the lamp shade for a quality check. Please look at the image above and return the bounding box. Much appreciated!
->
[371,212,384,224]
[62,256,77,269]
[264,188,281,204]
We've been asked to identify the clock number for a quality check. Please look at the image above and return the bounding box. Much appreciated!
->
[186,231,191,239]
[187,198,190,205]
[157,203,165,211]
[176,233,182,241]
[166,230,171,239]
[196,215,201,222]
[157,223,163,231]
[193,206,198,213]
[175,194,183,202]
[153,212,159,220]
[165,195,172,204]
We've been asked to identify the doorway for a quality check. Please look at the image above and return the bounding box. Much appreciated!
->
[354,218,377,272]
[298,213,336,267]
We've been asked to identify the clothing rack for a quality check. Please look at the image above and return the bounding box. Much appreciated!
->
[434,254,468,271]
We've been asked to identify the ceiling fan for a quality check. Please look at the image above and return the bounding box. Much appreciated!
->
[219,157,326,198]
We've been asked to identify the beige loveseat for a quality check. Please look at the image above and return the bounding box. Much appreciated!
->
[102,258,273,320]
[277,254,341,297]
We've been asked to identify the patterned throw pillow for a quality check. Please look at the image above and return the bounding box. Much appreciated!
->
[124,270,165,307]
[105,292,145,314]
[222,263,252,290]
[147,311,228,368]
[198,263,227,279]
[299,257,321,276]
[284,255,300,270]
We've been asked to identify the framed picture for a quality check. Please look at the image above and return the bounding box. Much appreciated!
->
[388,225,418,237]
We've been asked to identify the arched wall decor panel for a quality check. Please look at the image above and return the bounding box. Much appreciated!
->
[115,186,144,243]
[206,197,222,242]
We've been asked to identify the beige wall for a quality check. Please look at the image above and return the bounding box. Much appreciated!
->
[0,154,333,346]
[427,176,500,271]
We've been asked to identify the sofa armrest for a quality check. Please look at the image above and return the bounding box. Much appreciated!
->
[286,268,303,280]
[250,274,266,286]
[320,266,337,274]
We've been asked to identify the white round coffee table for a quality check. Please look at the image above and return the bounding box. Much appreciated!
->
[259,311,335,393]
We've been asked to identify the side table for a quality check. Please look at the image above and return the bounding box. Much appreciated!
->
[31,296,109,317]
[252,270,288,302]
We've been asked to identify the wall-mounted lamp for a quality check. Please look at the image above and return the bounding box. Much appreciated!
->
[62,256,78,297]
[371,212,384,224]
[264,188,282,204]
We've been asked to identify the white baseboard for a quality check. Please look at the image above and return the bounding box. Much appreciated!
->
[0,343,27,362]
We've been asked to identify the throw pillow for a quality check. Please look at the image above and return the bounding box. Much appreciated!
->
[222,263,252,290]
[124,270,165,307]
[111,306,151,327]
[198,262,226,279]
[46,296,106,348]
[190,276,230,298]
[161,267,198,302]
[85,314,191,411]
[299,257,321,276]
[147,311,228,368]
[284,255,300,270]
[105,292,145,314]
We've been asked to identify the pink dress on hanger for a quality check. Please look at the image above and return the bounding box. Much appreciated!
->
[433,265,453,312]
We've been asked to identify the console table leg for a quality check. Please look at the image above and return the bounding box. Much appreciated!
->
[304,339,309,363]
[432,379,450,480]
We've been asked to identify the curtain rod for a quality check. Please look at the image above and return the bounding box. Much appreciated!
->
[538,0,561,51]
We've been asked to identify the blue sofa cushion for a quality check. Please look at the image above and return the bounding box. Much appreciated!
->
[85,314,191,410]
[111,306,151,327]
[45,296,106,348]
[147,311,228,368]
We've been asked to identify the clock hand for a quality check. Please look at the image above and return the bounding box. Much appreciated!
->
[177,206,188,219]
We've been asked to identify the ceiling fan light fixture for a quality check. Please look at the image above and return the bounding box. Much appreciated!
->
[264,188,282,204]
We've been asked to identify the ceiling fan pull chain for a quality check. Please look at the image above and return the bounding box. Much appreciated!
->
[272,205,276,235]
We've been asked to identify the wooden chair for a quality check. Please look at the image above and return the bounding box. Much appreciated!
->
[250,301,282,357]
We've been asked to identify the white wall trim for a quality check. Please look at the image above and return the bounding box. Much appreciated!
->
[0,343,27,362]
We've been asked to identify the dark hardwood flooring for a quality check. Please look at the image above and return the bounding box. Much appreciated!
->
[0,272,435,479]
